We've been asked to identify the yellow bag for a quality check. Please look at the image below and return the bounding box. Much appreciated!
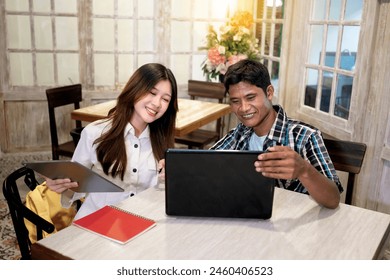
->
[24,182,76,243]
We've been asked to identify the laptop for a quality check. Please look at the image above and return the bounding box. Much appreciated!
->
[165,149,275,219]
[24,160,124,193]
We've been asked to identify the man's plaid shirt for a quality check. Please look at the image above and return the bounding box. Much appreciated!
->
[211,105,343,194]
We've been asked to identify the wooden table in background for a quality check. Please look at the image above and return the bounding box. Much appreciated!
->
[71,98,231,137]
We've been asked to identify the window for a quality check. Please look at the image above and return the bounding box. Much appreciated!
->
[91,0,156,89]
[170,0,232,85]
[2,0,237,91]
[5,0,79,87]
[304,0,363,120]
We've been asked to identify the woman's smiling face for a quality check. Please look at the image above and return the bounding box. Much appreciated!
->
[131,79,172,133]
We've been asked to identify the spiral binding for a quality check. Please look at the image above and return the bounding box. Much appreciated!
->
[110,205,155,223]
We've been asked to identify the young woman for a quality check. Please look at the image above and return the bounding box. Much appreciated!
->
[46,63,178,219]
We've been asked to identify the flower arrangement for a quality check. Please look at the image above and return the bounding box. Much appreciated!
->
[200,11,260,81]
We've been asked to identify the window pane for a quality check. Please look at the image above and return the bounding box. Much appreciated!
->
[340,51,356,71]
[271,61,280,92]
[329,0,342,20]
[54,0,77,13]
[334,74,353,119]
[93,18,114,51]
[320,71,332,113]
[36,53,54,85]
[308,25,324,65]
[93,0,114,15]
[304,68,319,108]
[210,0,228,19]
[340,26,359,70]
[192,54,206,81]
[118,19,134,51]
[94,54,114,86]
[324,51,336,69]
[7,15,31,49]
[264,23,272,55]
[34,16,53,50]
[9,53,34,86]
[171,0,191,18]
[270,60,280,80]
[34,0,51,13]
[138,0,154,17]
[57,53,80,84]
[325,25,338,62]
[171,55,190,85]
[274,23,283,56]
[5,0,29,12]
[56,17,78,50]
[323,70,333,88]
[194,0,210,18]
[275,2,284,20]
[138,20,154,51]
[171,21,191,52]
[312,0,326,20]
[118,0,133,17]
[345,0,363,21]
[118,54,134,85]
[319,87,331,112]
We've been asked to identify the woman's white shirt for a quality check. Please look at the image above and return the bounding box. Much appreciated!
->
[64,119,158,219]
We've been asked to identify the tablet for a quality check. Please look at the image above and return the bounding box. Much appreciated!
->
[165,149,275,219]
[25,160,124,193]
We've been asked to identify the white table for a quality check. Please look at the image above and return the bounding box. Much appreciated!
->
[32,186,390,260]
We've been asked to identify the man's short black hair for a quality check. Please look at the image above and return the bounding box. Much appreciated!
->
[224,59,271,94]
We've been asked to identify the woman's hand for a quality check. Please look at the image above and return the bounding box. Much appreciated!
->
[157,159,165,181]
[44,177,79,193]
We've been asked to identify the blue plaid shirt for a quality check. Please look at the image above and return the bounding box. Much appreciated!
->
[211,105,343,194]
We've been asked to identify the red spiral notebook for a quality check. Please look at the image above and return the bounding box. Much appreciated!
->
[73,205,156,244]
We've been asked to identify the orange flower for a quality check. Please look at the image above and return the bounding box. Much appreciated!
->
[207,47,225,66]
[229,11,253,29]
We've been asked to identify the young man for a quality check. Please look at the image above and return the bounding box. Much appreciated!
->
[211,59,342,209]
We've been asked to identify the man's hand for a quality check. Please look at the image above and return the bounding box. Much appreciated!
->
[255,145,340,209]
[254,146,308,180]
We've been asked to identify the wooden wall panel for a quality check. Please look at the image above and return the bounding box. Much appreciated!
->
[3,100,73,152]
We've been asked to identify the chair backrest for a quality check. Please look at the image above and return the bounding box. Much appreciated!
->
[46,84,82,159]
[2,167,55,259]
[323,138,367,205]
[188,80,226,103]
[188,80,226,136]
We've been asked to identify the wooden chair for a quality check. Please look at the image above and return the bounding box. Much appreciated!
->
[2,166,54,259]
[323,138,367,205]
[2,166,82,259]
[46,84,83,160]
[175,80,227,149]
